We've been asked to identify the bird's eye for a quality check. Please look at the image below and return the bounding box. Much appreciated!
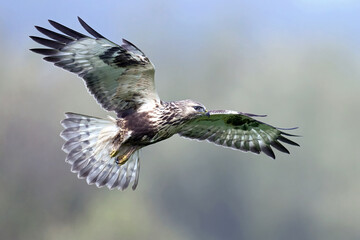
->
[193,106,205,112]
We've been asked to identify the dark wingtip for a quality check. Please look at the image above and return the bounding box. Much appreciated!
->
[34,25,75,43]
[270,141,290,154]
[281,132,302,137]
[122,38,145,55]
[78,16,105,39]
[278,135,300,147]
[30,48,59,55]
[277,126,299,131]
[48,19,56,26]
[261,145,276,159]
[243,112,267,117]
[43,56,62,62]
[277,126,301,137]
[48,19,87,39]
[30,36,65,49]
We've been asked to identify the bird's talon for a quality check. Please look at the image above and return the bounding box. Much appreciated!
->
[110,149,118,157]
[116,155,128,165]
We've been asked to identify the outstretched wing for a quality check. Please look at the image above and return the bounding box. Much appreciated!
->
[30,17,159,116]
[178,110,299,159]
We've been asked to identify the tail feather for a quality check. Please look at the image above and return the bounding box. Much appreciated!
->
[62,137,98,154]
[60,112,140,190]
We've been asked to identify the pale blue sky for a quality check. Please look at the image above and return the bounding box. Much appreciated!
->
[1,0,360,51]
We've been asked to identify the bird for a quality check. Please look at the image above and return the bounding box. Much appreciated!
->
[30,17,299,191]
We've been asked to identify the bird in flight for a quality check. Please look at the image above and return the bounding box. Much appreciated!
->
[30,17,299,191]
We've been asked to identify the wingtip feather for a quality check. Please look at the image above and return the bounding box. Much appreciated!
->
[261,145,276,159]
[77,16,105,39]
[30,36,65,49]
[48,19,87,39]
[278,135,300,147]
[270,141,290,154]
[30,48,59,55]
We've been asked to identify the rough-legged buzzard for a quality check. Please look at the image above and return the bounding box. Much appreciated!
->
[30,17,299,190]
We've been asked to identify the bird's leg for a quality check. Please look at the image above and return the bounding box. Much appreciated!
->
[115,147,137,165]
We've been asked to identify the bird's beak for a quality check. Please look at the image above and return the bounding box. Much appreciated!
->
[205,110,210,117]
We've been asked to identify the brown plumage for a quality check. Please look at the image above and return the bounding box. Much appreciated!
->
[30,17,299,190]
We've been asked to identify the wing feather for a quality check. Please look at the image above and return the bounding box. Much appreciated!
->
[30,17,159,116]
[48,19,87,39]
[77,16,105,39]
[178,110,299,159]
[35,25,75,43]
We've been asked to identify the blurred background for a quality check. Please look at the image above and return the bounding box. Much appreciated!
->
[1,0,360,239]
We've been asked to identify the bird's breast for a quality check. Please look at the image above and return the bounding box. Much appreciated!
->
[124,110,182,145]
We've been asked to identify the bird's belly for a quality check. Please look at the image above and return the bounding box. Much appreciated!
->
[124,110,183,146]
[127,124,178,146]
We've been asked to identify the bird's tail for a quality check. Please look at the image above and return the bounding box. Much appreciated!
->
[60,112,140,190]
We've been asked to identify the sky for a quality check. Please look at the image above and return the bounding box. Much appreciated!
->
[1,0,360,51]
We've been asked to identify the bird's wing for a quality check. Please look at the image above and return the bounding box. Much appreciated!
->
[30,17,159,116]
[178,110,299,159]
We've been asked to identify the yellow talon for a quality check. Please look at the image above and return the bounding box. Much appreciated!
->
[110,149,118,157]
[114,148,137,165]
[116,155,129,165]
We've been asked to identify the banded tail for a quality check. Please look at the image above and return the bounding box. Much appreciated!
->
[60,113,140,190]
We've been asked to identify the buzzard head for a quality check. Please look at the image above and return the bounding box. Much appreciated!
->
[176,99,208,119]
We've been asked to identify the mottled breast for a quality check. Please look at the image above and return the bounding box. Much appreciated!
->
[123,106,183,145]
